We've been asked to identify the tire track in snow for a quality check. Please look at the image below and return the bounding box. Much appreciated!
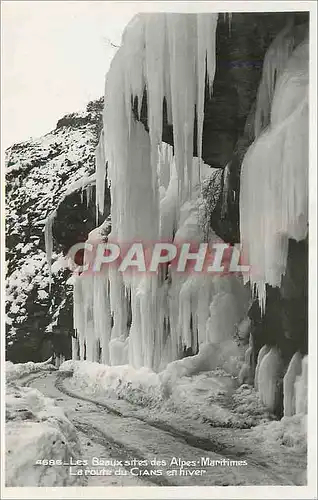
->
[21,372,160,485]
[54,373,294,485]
[14,370,58,388]
[72,419,172,486]
[55,372,123,416]
[25,372,295,486]
[55,372,228,453]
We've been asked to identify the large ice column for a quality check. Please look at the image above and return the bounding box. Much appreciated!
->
[254,20,296,138]
[74,148,248,371]
[86,13,261,372]
[108,266,128,342]
[158,142,174,191]
[73,274,86,359]
[295,355,308,415]
[238,333,254,385]
[206,287,240,344]
[257,346,284,413]
[159,160,179,241]
[109,336,129,365]
[72,220,113,364]
[240,40,309,310]
[179,276,201,352]
[71,337,80,360]
[254,344,271,390]
[102,116,159,368]
[99,14,219,371]
[101,13,219,221]
[283,351,303,416]
[204,275,249,377]
[196,15,217,178]
[144,14,166,182]
[82,273,97,362]
[166,15,196,197]
[93,272,112,365]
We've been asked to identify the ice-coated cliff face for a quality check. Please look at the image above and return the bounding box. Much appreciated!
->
[5,99,104,362]
[8,12,308,422]
[68,14,308,421]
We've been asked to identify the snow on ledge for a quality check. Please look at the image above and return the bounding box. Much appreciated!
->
[60,359,163,406]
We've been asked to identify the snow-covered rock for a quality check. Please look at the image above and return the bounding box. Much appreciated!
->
[5,383,84,486]
[5,98,104,363]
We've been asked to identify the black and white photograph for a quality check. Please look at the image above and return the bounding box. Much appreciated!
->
[1,1,317,499]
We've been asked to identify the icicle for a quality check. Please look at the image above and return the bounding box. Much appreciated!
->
[85,182,94,208]
[93,272,112,365]
[144,14,165,194]
[221,163,230,218]
[160,159,179,241]
[71,337,79,360]
[254,19,296,138]
[228,13,232,36]
[44,210,57,290]
[222,13,232,36]
[240,40,309,310]
[196,15,218,182]
[158,142,173,190]
[95,129,106,224]
[101,14,218,215]
[73,274,85,357]
[167,15,194,199]
[179,276,197,349]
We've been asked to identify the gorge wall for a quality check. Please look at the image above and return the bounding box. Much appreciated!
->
[6,12,309,421]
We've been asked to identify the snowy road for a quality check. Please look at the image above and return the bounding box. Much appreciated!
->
[23,371,296,487]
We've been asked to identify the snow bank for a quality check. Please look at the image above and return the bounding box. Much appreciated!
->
[61,343,230,404]
[231,384,273,427]
[60,357,271,428]
[60,359,163,406]
[5,358,56,382]
[161,375,271,428]
[250,414,307,453]
[5,383,83,486]
[159,342,244,394]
